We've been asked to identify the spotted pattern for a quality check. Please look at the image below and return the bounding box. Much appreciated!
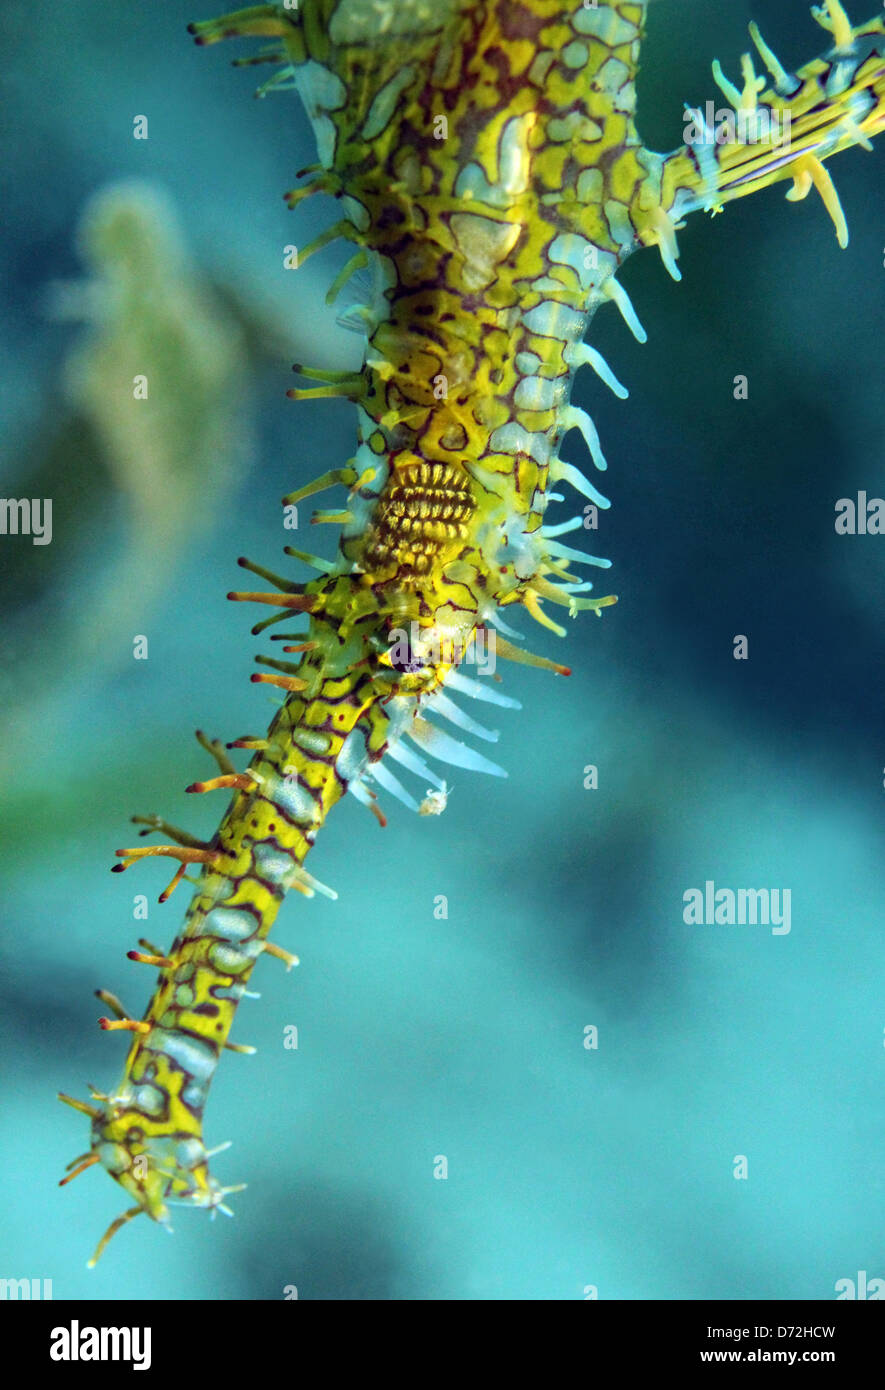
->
[72,0,885,1247]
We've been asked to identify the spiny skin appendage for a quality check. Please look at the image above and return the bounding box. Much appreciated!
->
[661,7,885,245]
[65,0,885,1259]
[87,654,384,1227]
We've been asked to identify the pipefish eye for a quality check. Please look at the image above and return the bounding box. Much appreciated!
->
[371,629,424,672]
[390,652,427,675]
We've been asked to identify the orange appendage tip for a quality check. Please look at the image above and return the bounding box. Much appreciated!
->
[87,1205,144,1269]
[98,1017,150,1034]
[127,950,174,967]
[228,590,315,612]
[158,862,188,903]
[59,1153,100,1187]
[185,773,253,795]
[114,845,213,862]
[57,1092,101,1119]
[263,940,300,970]
[112,844,217,900]
[250,672,308,693]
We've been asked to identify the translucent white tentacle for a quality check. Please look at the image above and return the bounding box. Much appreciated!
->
[444,670,521,709]
[368,760,420,812]
[386,739,447,790]
[426,692,499,743]
[408,718,507,778]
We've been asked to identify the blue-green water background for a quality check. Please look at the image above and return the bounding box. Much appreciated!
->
[1,0,883,1299]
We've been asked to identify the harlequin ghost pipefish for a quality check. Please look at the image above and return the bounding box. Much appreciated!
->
[59,0,885,1263]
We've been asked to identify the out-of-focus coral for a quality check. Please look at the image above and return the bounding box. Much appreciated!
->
[61,180,249,537]
[0,180,298,767]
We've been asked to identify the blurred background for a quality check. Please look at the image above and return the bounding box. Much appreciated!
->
[1,0,883,1300]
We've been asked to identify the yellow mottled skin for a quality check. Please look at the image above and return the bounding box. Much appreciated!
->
[59,0,885,1261]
